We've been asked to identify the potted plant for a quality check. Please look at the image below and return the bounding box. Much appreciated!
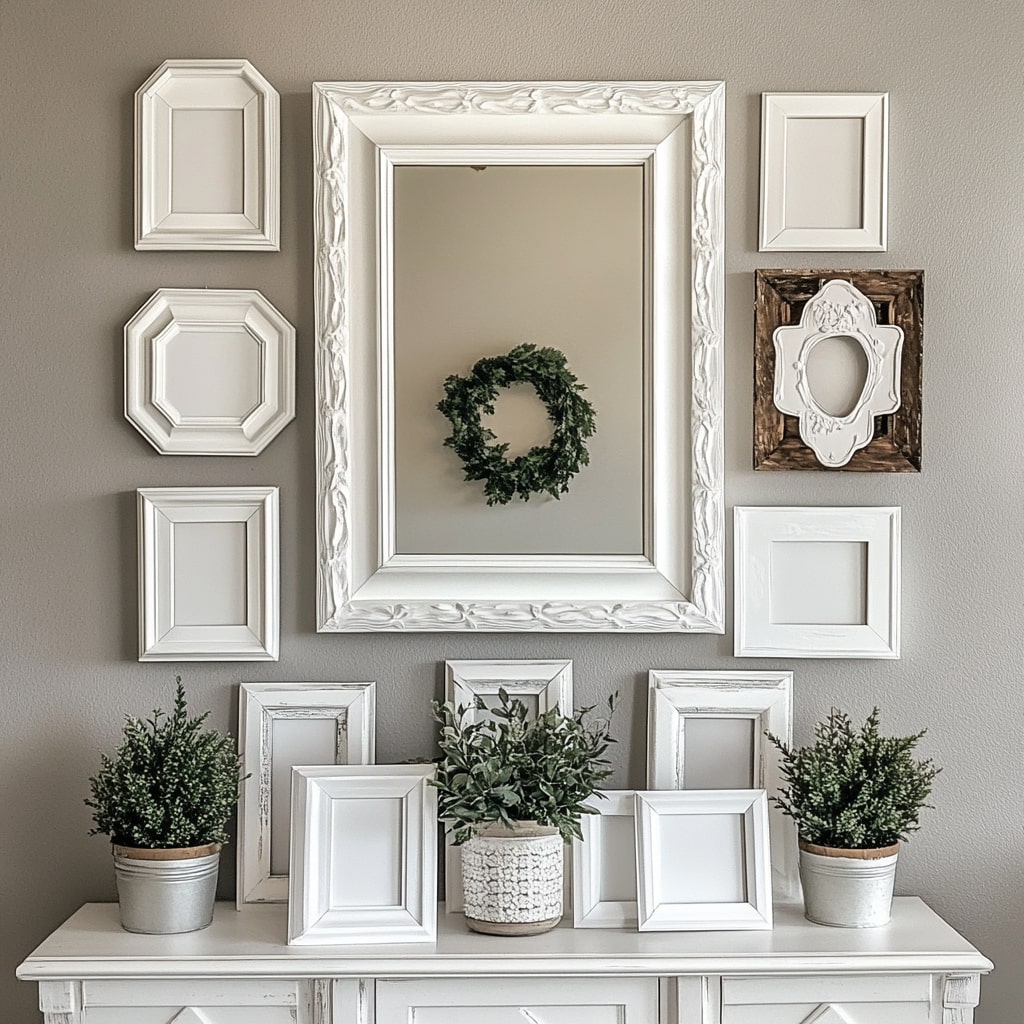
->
[432,689,616,935]
[85,680,245,934]
[768,707,940,928]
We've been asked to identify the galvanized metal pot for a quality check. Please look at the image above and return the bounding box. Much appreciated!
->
[798,841,899,928]
[112,843,221,934]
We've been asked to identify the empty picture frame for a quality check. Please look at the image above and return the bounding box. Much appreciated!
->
[137,486,279,661]
[572,790,638,928]
[734,506,901,659]
[646,670,798,902]
[634,790,772,931]
[288,765,437,945]
[237,682,376,906]
[760,92,888,252]
[135,59,280,250]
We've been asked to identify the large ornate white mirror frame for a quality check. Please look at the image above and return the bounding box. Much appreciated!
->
[313,81,725,632]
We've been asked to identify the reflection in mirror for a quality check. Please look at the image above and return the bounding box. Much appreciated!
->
[806,334,869,417]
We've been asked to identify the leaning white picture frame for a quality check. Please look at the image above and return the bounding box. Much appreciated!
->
[634,789,773,931]
[135,59,280,250]
[572,790,638,928]
[137,486,279,661]
[237,682,376,906]
[288,765,437,945]
[313,80,725,633]
[760,92,888,252]
[734,506,901,659]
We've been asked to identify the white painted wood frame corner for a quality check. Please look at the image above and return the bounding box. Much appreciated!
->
[646,670,798,901]
[634,789,773,931]
[759,92,888,252]
[135,59,280,250]
[288,765,437,944]
[124,288,296,455]
[734,506,901,658]
[572,790,638,928]
[237,682,376,907]
[313,80,725,633]
[137,486,279,661]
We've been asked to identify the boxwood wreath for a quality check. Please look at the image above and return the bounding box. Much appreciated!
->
[437,343,597,506]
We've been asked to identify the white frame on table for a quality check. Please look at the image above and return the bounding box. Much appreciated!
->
[313,80,725,633]
[124,288,296,455]
[734,506,901,659]
[135,59,279,250]
[137,486,279,661]
[288,765,437,945]
[572,790,638,928]
[646,670,798,902]
[237,682,377,907]
[634,789,773,931]
[759,92,888,252]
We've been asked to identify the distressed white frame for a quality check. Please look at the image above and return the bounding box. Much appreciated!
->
[135,59,279,250]
[237,682,376,906]
[137,486,279,661]
[572,790,638,928]
[760,92,888,252]
[647,670,798,902]
[288,765,437,945]
[635,789,773,931]
[734,506,901,659]
[124,288,296,455]
[314,80,725,633]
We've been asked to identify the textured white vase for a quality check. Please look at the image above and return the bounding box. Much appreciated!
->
[799,841,899,928]
[461,821,563,935]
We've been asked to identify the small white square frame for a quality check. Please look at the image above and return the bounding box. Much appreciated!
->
[443,659,572,914]
[135,59,280,250]
[634,789,773,931]
[288,764,437,945]
[237,682,376,906]
[572,790,637,928]
[137,486,279,661]
[734,506,901,659]
[646,670,798,902]
[759,92,888,252]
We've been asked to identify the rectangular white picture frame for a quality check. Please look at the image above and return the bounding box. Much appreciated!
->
[288,764,437,945]
[237,682,376,906]
[137,486,279,661]
[634,789,772,931]
[572,790,637,928]
[734,506,901,659]
[760,92,888,252]
[646,670,798,902]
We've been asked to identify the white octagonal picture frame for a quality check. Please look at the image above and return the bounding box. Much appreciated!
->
[125,288,295,455]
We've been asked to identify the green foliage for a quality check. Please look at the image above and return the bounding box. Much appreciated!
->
[436,343,597,505]
[767,707,940,850]
[85,679,245,848]
[431,690,617,844]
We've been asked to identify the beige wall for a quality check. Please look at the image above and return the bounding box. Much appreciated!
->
[2,2,1022,1022]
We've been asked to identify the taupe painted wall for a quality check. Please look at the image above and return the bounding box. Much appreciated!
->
[2,2,1021,1021]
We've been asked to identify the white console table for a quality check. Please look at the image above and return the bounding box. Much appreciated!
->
[17,898,991,1023]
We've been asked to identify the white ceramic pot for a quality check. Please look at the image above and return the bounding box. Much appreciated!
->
[798,841,899,928]
[461,821,563,935]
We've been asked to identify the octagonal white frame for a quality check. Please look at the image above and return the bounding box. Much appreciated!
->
[125,288,295,455]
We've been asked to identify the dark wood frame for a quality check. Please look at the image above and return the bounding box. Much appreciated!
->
[754,269,923,472]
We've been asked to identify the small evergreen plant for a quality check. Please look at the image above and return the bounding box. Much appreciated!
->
[768,707,940,850]
[85,680,245,848]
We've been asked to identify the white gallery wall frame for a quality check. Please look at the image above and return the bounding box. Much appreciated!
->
[237,682,377,907]
[124,289,296,455]
[734,506,901,659]
[634,789,773,932]
[572,790,638,928]
[760,92,888,252]
[646,670,798,902]
[288,765,437,945]
[137,486,279,661]
[135,59,280,250]
[314,80,725,633]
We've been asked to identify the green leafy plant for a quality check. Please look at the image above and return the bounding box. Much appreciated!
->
[767,707,940,850]
[431,690,617,844]
[85,680,245,848]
